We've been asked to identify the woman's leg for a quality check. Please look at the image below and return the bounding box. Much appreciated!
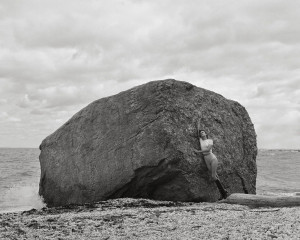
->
[204,154,228,199]
[211,158,218,181]
[204,155,217,180]
[204,157,212,172]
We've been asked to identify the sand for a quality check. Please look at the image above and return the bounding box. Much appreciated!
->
[0,198,299,240]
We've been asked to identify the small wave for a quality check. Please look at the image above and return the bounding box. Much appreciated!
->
[20,171,34,177]
[0,206,38,214]
[1,184,45,213]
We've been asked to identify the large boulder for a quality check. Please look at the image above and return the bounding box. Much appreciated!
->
[39,79,257,207]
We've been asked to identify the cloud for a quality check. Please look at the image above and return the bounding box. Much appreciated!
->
[0,111,21,122]
[0,0,299,148]
[0,98,7,104]
[18,84,105,109]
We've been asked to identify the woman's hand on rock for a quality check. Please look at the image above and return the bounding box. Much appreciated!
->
[194,149,202,153]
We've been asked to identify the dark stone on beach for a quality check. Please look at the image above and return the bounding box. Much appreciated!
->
[39,79,257,207]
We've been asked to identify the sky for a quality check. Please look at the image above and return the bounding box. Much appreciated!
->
[0,0,299,149]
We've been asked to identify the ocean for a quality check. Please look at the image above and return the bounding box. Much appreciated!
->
[0,148,299,213]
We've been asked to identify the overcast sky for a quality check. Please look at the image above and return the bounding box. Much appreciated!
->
[0,0,299,149]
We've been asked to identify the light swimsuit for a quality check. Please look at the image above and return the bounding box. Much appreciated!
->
[200,139,213,156]
[200,138,218,162]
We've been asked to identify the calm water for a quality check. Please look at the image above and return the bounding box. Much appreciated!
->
[256,149,300,195]
[0,148,44,213]
[0,148,299,213]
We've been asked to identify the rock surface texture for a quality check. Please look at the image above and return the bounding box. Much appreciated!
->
[39,79,257,206]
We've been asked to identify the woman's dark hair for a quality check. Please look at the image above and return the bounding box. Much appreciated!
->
[198,129,208,138]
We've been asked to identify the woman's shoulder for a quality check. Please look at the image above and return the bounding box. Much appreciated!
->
[200,138,213,144]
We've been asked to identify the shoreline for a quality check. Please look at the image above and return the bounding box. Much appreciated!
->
[1,198,299,239]
[2,191,299,215]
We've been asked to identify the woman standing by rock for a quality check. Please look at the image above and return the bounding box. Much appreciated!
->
[195,128,228,200]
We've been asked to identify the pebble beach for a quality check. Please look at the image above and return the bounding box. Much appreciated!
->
[1,198,299,240]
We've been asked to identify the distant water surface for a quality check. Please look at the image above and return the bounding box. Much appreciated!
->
[0,148,299,213]
[256,149,300,195]
[0,148,43,213]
